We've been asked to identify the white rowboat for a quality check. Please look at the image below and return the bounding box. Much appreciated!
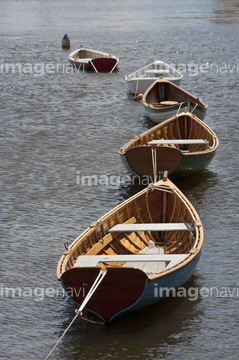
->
[125,60,183,94]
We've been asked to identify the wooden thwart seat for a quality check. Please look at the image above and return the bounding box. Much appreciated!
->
[108,223,194,233]
[148,139,209,145]
[73,253,187,270]
[146,69,170,75]
[149,101,179,107]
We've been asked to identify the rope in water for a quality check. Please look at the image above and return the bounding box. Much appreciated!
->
[44,269,107,360]
[44,311,80,360]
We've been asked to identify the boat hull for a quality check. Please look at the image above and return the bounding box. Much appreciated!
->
[143,102,207,123]
[170,151,217,180]
[69,57,118,72]
[125,60,183,94]
[120,147,217,181]
[126,77,181,94]
[69,48,118,72]
[60,251,201,323]
[124,251,201,316]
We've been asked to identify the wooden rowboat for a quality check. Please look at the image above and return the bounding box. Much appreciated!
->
[142,79,208,123]
[119,110,219,181]
[69,47,119,73]
[125,60,183,95]
[57,173,203,323]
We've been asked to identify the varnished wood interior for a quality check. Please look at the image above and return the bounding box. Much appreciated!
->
[143,79,208,109]
[119,111,219,155]
[57,178,203,280]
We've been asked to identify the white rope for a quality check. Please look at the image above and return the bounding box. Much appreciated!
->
[44,312,80,360]
[151,147,158,183]
[76,269,107,316]
[147,182,175,195]
[109,59,118,73]
[44,269,107,360]
[176,102,184,116]
[90,60,99,73]
[190,103,198,114]
[135,78,139,97]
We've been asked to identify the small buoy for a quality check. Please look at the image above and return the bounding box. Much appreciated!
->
[62,34,70,48]
[134,93,143,101]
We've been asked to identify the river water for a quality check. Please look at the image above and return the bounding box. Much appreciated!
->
[1,0,239,359]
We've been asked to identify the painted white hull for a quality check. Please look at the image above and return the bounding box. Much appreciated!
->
[125,60,183,94]
[126,77,181,94]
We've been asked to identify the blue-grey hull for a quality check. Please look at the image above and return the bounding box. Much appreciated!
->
[111,251,201,321]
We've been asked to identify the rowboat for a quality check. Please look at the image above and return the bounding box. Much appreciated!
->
[119,110,219,181]
[69,47,119,73]
[57,173,203,323]
[125,60,183,95]
[142,79,208,123]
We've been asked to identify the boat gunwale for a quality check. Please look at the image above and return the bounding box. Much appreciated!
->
[119,111,219,157]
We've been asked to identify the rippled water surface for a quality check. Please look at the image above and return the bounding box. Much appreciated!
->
[1,0,239,359]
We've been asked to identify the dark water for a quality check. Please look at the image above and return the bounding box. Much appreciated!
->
[1,0,239,359]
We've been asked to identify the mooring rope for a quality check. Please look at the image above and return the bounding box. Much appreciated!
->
[89,60,99,73]
[151,147,158,183]
[76,269,107,317]
[150,148,176,190]
[44,311,80,360]
[110,59,118,74]
[147,182,175,195]
[190,103,198,114]
[44,269,107,360]
[176,102,184,116]
[135,78,139,98]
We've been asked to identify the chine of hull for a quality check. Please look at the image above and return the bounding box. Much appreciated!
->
[60,251,201,323]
